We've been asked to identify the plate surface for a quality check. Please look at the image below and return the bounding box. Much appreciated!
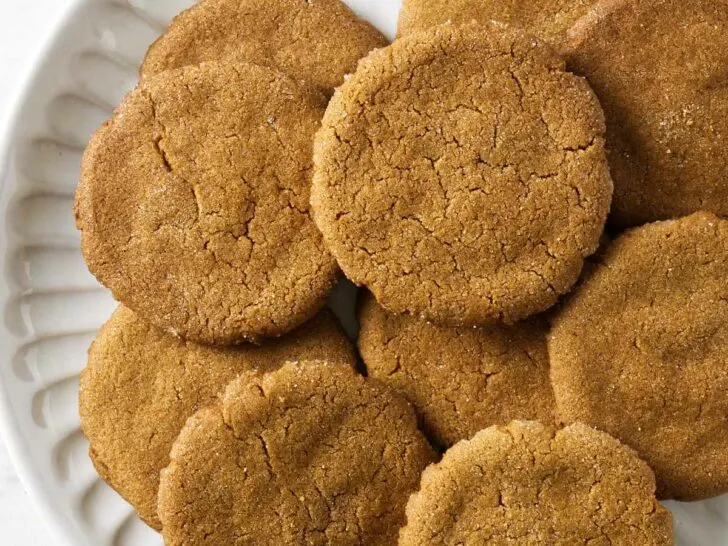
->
[0,0,725,544]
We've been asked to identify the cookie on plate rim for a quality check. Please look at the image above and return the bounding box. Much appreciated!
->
[76,60,338,345]
[79,305,356,529]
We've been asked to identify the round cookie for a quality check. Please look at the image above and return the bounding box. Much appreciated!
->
[76,61,338,344]
[566,0,728,228]
[397,0,600,48]
[158,361,435,545]
[79,306,356,530]
[549,212,728,500]
[141,0,388,95]
[400,421,673,545]
[358,293,556,448]
[312,23,612,327]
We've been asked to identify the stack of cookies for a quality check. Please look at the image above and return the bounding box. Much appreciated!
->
[74,0,728,543]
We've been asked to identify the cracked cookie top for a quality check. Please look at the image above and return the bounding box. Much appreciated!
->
[400,421,673,545]
[141,0,388,96]
[566,0,728,228]
[76,60,338,344]
[358,292,556,448]
[79,306,355,530]
[157,361,436,545]
[549,212,728,500]
[397,0,600,48]
[311,23,612,327]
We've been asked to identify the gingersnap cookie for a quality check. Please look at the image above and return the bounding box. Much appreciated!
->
[400,421,673,545]
[566,0,728,228]
[312,23,612,327]
[158,361,435,545]
[358,293,555,448]
[76,61,338,344]
[397,0,599,48]
[141,0,388,95]
[549,212,728,500]
[79,306,355,530]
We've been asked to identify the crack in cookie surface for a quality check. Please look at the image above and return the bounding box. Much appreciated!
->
[76,61,338,344]
[158,361,435,545]
[79,306,356,529]
[312,23,612,326]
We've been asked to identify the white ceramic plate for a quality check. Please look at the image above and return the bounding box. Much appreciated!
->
[0,0,725,544]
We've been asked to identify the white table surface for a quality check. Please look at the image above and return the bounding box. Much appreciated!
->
[0,1,76,544]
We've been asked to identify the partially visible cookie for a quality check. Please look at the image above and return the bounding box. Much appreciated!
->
[397,0,600,48]
[312,23,612,327]
[400,421,673,545]
[76,61,338,344]
[79,306,356,530]
[358,293,555,448]
[549,212,728,500]
[141,0,388,95]
[158,361,435,545]
[566,0,728,228]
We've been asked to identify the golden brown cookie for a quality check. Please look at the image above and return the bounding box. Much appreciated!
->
[358,293,556,448]
[141,0,388,95]
[397,0,599,48]
[158,361,435,545]
[76,61,338,345]
[566,0,728,228]
[400,421,673,545]
[312,23,612,328]
[549,212,728,500]
[79,306,355,530]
